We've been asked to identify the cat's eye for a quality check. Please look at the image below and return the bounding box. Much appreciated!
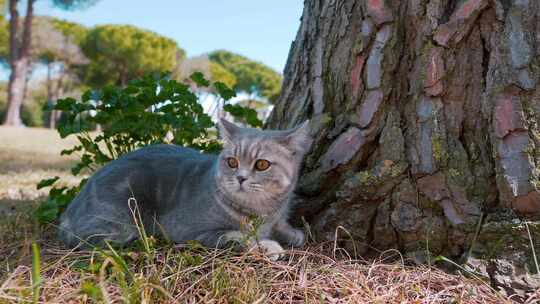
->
[226,157,238,168]
[254,159,271,171]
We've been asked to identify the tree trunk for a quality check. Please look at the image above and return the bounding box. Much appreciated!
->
[46,62,53,128]
[4,59,29,126]
[268,0,540,295]
[51,73,66,129]
[3,0,35,126]
[45,62,62,129]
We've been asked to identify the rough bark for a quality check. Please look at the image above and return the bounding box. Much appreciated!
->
[268,0,540,297]
[3,0,35,126]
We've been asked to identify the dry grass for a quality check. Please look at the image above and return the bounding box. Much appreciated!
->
[0,127,80,204]
[0,127,536,303]
[1,238,527,304]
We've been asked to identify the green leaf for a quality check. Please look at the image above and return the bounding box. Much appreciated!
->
[80,281,102,301]
[223,104,262,128]
[37,177,60,190]
[35,200,60,223]
[40,73,224,224]
[190,72,210,87]
[214,82,236,101]
[61,145,83,156]
[31,243,42,304]
[54,98,76,111]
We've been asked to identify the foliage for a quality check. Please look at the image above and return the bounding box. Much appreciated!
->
[34,16,89,64]
[51,0,101,10]
[173,55,237,91]
[0,84,46,127]
[36,73,262,223]
[0,15,7,65]
[21,100,45,127]
[209,50,282,102]
[80,24,181,87]
[50,18,89,45]
[209,61,237,89]
[223,104,262,128]
[0,103,44,127]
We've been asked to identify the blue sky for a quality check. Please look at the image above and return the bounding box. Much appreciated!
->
[35,0,304,73]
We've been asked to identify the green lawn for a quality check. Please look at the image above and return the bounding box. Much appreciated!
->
[0,127,512,303]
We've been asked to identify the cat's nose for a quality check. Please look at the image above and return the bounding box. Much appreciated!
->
[236,176,247,185]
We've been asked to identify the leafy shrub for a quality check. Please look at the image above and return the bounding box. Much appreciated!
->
[36,72,262,223]
[0,98,46,127]
[22,99,46,127]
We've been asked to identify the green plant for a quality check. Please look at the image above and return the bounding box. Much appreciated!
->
[36,72,262,223]
[31,242,42,304]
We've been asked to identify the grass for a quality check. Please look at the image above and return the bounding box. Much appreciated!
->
[0,126,537,303]
[0,127,80,205]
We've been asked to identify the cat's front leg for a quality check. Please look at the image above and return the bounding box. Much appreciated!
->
[248,239,284,261]
[220,230,248,248]
[196,230,255,249]
[273,219,305,247]
[221,231,285,261]
[196,230,285,261]
[223,230,285,261]
[194,230,246,249]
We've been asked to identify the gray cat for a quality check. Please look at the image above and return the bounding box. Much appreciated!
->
[58,119,311,260]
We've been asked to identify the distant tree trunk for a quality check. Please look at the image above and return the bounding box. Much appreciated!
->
[3,0,35,126]
[45,62,65,129]
[51,72,66,129]
[22,62,32,105]
[46,61,55,129]
[268,0,539,295]
[119,67,128,87]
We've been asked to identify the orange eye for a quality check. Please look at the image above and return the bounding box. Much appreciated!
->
[254,159,271,171]
[226,157,238,168]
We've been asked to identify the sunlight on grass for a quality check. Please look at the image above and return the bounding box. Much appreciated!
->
[0,127,82,203]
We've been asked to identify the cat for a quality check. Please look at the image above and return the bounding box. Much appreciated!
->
[58,118,312,260]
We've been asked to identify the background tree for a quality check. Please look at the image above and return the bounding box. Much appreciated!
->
[267,0,540,294]
[174,54,237,90]
[174,52,279,122]
[0,0,9,64]
[209,50,282,102]
[80,24,180,87]
[34,17,88,128]
[2,0,98,126]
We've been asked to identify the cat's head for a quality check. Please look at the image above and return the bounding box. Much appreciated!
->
[215,118,312,216]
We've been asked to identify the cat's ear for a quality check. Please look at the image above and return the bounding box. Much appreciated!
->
[218,118,240,142]
[279,120,312,155]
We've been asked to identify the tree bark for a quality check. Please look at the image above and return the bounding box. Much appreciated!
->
[3,0,35,126]
[268,0,539,294]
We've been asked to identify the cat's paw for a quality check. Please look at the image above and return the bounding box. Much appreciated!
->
[219,230,247,250]
[289,228,305,247]
[249,239,284,261]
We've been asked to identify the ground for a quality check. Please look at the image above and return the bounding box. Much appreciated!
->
[0,127,534,303]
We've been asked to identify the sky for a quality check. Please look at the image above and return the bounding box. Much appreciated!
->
[35,0,304,73]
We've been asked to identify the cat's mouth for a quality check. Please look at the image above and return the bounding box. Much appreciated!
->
[237,183,256,193]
